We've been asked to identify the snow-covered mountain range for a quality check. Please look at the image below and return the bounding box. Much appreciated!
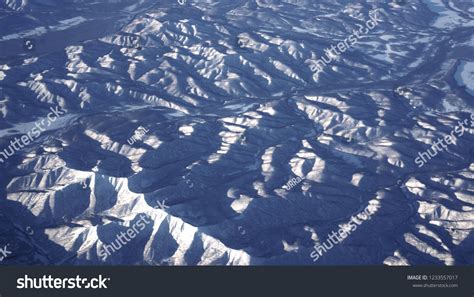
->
[0,0,473,265]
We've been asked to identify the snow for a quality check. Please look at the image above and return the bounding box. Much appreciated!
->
[454,61,474,96]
